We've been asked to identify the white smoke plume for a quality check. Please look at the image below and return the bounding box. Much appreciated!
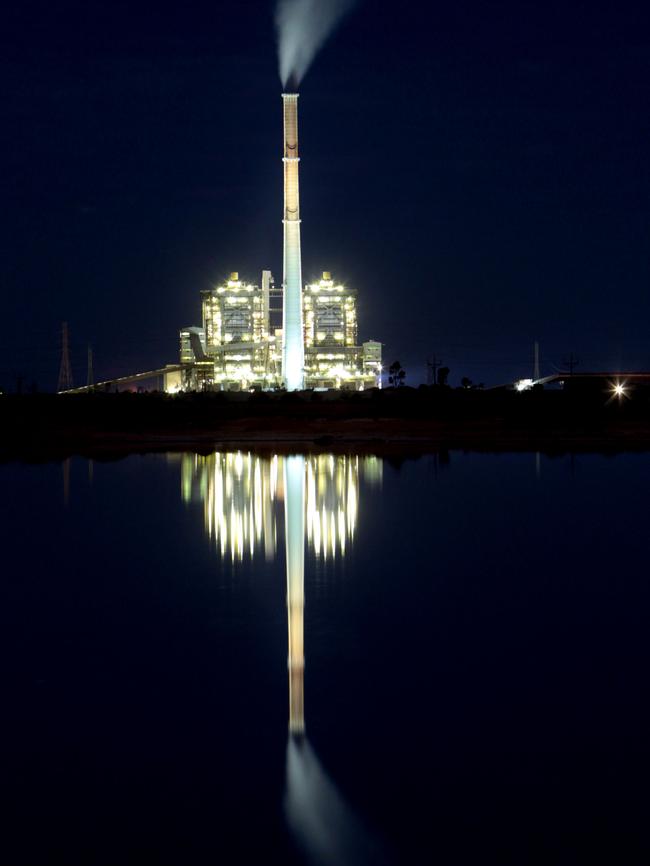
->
[275,0,358,88]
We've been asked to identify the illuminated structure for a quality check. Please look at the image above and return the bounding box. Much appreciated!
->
[196,272,280,389]
[362,340,382,381]
[166,268,380,392]
[177,449,381,734]
[304,272,356,349]
[160,95,382,394]
[282,94,305,391]
[165,272,282,391]
[180,327,206,363]
[303,272,381,389]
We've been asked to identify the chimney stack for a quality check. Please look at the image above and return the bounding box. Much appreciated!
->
[282,93,304,390]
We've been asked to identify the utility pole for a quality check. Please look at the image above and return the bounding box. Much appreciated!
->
[57,321,73,392]
[533,341,540,380]
[87,344,94,387]
[563,352,579,375]
[426,353,443,386]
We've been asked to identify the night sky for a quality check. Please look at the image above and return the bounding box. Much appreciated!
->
[2,0,649,389]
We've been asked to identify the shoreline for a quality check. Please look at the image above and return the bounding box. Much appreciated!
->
[4,424,650,462]
[4,391,650,460]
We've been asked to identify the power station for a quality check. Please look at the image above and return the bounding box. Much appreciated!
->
[164,93,382,393]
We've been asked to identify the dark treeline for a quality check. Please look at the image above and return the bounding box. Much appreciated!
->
[2,385,650,460]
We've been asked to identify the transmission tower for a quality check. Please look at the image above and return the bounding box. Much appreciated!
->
[57,321,73,392]
[87,344,94,387]
[426,353,443,386]
[562,352,579,375]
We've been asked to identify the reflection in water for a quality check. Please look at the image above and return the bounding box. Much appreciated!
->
[181,451,381,730]
[180,452,382,562]
[180,451,381,733]
[286,739,386,866]
[285,456,305,735]
[62,457,71,506]
[179,450,386,863]
[182,452,280,561]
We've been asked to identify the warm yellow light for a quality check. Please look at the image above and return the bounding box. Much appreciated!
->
[612,381,627,398]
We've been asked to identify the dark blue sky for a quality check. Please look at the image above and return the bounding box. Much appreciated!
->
[1,0,649,388]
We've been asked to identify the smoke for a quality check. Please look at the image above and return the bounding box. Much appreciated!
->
[275,0,358,88]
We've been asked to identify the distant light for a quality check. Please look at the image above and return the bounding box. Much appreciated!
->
[516,378,534,392]
[612,381,627,398]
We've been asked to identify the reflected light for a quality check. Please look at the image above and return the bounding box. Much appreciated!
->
[179,452,382,732]
[180,452,380,562]
[285,456,305,735]
[178,450,386,860]
[285,738,387,866]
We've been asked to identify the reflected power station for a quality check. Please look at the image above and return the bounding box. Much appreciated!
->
[177,451,383,733]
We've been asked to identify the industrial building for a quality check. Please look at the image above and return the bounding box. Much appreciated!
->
[303,272,381,389]
[198,270,281,389]
[161,91,383,394]
[166,269,381,392]
[57,89,383,396]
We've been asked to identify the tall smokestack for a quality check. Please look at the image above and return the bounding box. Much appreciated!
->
[282,93,305,391]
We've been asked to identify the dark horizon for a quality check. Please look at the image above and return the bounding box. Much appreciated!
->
[2,0,649,390]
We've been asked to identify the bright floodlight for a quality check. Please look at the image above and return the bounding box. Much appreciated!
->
[613,382,626,398]
[516,378,534,392]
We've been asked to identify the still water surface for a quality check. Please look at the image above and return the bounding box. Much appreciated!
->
[2,451,650,864]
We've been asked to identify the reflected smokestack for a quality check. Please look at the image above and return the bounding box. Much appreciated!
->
[282,94,305,390]
[284,455,305,734]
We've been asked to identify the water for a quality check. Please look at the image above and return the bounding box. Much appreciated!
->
[2,450,650,865]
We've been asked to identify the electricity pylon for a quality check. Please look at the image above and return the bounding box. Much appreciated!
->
[57,322,73,392]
